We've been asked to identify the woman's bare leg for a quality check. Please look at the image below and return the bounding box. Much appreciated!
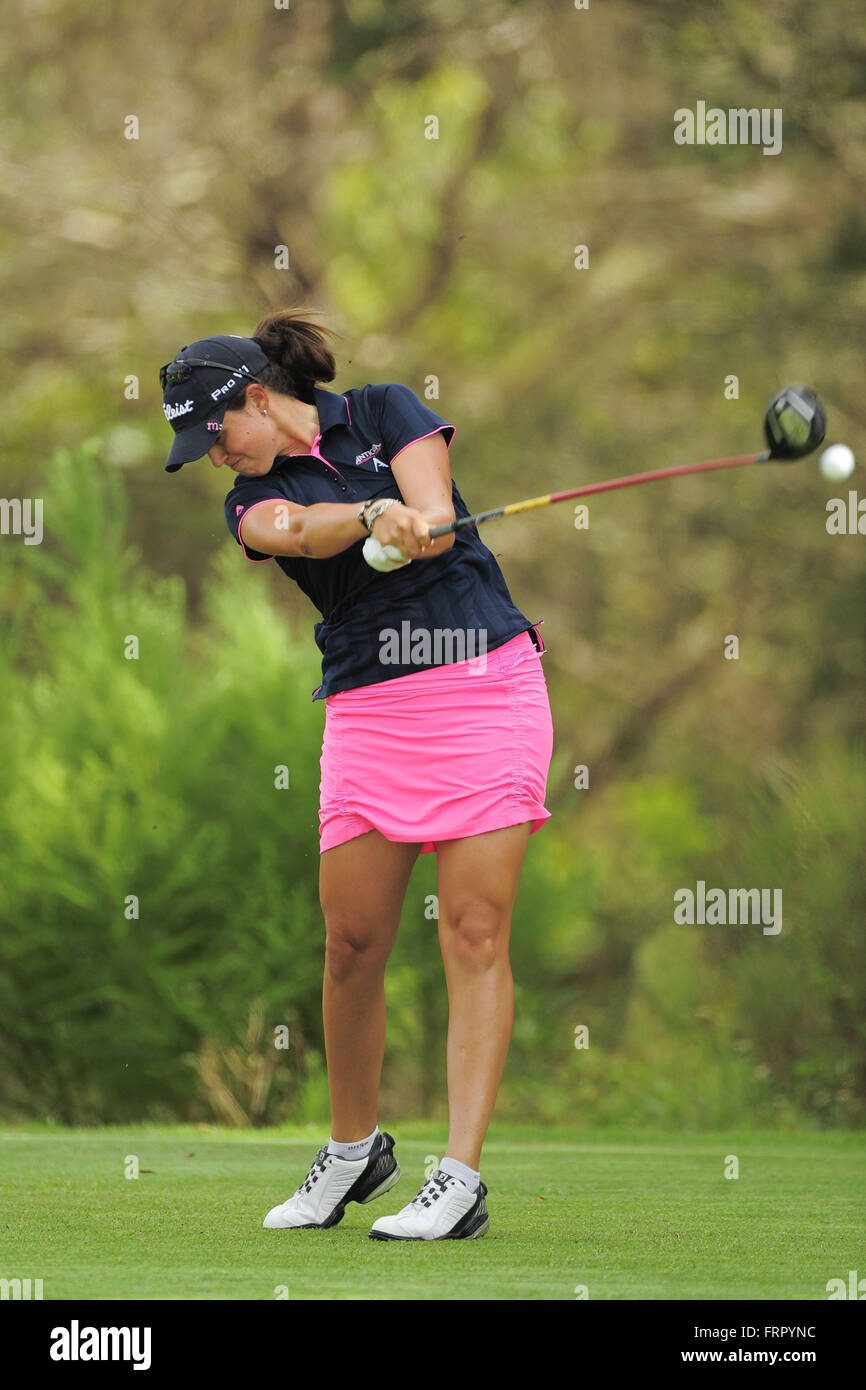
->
[435,822,532,1170]
[319,829,421,1140]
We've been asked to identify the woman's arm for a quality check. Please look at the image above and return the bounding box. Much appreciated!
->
[240,499,368,559]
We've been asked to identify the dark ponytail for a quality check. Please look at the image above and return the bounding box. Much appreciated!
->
[226,308,338,410]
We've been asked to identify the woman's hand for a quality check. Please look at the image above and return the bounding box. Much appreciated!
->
[370,502,431,559]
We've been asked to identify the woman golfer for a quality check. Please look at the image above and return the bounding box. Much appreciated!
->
[161,309,554,1240]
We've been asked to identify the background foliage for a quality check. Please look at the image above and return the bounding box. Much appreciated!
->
[1,0,863,1127]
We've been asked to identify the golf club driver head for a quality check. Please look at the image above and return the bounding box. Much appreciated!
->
[763,385,826,461]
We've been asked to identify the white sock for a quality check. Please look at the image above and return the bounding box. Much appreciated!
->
[439,1155,480,1192]
[327,1126,379,1161]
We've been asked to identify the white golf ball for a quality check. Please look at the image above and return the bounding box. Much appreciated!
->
[819,444,856,481]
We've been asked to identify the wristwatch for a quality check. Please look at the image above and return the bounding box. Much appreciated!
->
[358,498,399,534]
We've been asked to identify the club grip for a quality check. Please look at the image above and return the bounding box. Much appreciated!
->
[428,515,477,539]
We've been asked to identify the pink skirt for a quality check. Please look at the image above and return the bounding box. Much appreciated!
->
[318,626,553,854]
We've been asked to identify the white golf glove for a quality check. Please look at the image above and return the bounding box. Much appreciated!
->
[362,534,412,571]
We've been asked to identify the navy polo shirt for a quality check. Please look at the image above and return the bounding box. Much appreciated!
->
[223,382,543,700]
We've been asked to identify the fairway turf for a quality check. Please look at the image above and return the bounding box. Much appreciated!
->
[1,1123,863,1301]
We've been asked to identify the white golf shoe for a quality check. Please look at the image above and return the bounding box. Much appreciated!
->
[262,1130,401,1229]
[368,1168,489,1241]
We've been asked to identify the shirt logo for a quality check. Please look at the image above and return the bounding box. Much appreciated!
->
[235,504,245,515]
[354,443,388,471]
[163,399,194,421]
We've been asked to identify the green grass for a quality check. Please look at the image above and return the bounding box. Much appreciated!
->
[0,1123,863,1300]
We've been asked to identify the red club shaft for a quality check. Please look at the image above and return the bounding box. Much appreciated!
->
[544,452,763,504]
